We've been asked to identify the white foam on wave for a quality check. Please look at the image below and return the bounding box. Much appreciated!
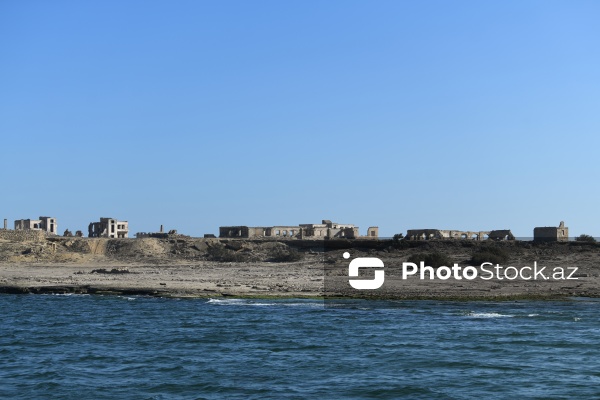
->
[114,295,137,301]
[281,302,322,308]
[206,298,321,308]
[207,298,246,305]
[467,312,514,318]
[206,298,274,306]
[45,293,90,297]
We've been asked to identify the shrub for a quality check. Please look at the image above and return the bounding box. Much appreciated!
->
[471,245,509,265]
[392,233,410,249]
[407,252,453,268]
[576,234,596,243]
[207,246,248,262]
[268,247,304,262]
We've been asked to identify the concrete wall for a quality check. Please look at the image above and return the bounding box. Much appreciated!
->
[270,226,301,238]
[219,226,250,238]
[299,224,327,238]
[249,227,269,238]
[39,217,57,235]
[15,219,41,230]
[115,221,129,238]
[534,227,568,242]
[328,227,359,239]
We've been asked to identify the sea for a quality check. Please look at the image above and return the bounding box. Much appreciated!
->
[1,295,599,399]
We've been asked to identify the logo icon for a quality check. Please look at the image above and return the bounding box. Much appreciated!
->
[345,252,385,290]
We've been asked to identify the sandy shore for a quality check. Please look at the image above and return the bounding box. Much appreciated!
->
[0,260,323,298]
[0,257,598,300]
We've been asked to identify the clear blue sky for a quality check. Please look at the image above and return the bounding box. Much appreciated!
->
[1,1,599,237]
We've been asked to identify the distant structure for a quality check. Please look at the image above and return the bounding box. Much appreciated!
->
[135,225,189,239]
[88,217,129,238]
[534,221,568,242]
[219,220,379,240]
[63,229,83,237]
[406,228,514,241]
[3,219,7,230]
[366,226,379,238]
[14,216,58,235]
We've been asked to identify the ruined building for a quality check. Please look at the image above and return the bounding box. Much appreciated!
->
[406,228,515,241]
[219,225,311,239]
[135,225,188,239]
[534,221,568,242]
[219,220,379,240]
[88,217,129,238]
[14,216,58,235]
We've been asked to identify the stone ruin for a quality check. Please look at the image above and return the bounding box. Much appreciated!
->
[88,217,129,238]
[135,225,189,239]
[219,220,379,240]
[533,221,568,242]
[14,216,58,236]
[405,228,515,241]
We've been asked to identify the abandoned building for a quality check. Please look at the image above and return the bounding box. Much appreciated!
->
[219,220,379,240]
[219,225,307,239]
[534,221,568,242]
[14,216,58,235]
[88,217,129,238]
[406,228,515,241]
[135,225,188,239]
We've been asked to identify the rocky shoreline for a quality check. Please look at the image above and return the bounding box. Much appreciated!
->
[0,237,599,300]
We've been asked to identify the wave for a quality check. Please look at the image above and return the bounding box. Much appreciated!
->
[116,296,137,301]
[206,298,322,308]
[467,312,514,318]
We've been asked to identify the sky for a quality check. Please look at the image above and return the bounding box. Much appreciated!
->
[1,0,599,237]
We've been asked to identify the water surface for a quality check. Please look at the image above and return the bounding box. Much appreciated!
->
[1,295,599,399]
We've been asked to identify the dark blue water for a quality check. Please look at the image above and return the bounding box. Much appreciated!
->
[1,295,599,399]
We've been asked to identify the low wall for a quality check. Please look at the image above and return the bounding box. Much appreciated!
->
[0,230,47,242]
